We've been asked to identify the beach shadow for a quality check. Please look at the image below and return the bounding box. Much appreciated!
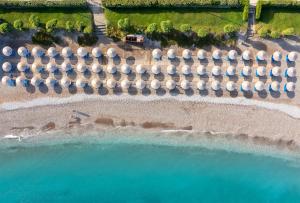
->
[128,86,138,95]
[127,71,136,81]
[169,88,180,96]
[287,91,295,99]
[68,84,77,94]
[112,72,122,81]
[38,83,49,94]
[199,89,209,96]
[270,91,281,98]
[258,90,268,99]
[26,85,36,94]
[83,69,92,79]
[156,88,166,96]
[169,58,181,66]
[67,70,77,80]
[84,85,94,95]
[229,90,239,98]
[53,70,63,80]
[271,76,282,83]
[142,88,151,96]
[98,71,107,80]
[54,84,63,94]
[141,72,150,81]
[98,87,109,95]
[243,91,253,99]
[113,86,123,95]
[287,76,297,83]
[113,55,121,66]
[126,56,135,66]
[154,73,165,81]
[185,88,194,96]
[214,89,223,97]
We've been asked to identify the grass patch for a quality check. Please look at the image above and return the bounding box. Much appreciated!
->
[105,8,246,34]
[0,8,92,30]
[257,7,300,35]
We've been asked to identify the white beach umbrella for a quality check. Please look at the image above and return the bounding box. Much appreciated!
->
[47,47,58,58]
[91,63,102,73]
[197,80,206,90]
[182,49,192,60]
[77,47,88,58]
[180,80,190,90]
[270,81,280,92]
[167,49,176,59]
[31,63,43,73]
[46,63,57,73]
[228,50,238,60]
[241,81,251,92]
[286,67,296,77]
[135,79,146,90]
[2,62,12,72]
[287,51,298,62]
[226,65,236,76]
[60,77,71,88]
[152,49,162,60]
[92,47,102,58]
[76,79,87,88]
[91,78,102,88]
[45,77,57,88]
[242,66,252,77]
[272,51,282,62]
[121,79,131,89]
[197,49,207,60]
[17,62,28,72]
[256,50,266,61]
[107,48,117,58]
[121,64,131,74]
[150,79,160,90]
[226,81,237,92]
[151,64,161,75]
[211,80,221,91]
[106,79,116,89]
[182,65,192,75]
[285,82,296,92]
[197,65,206,76]
[61,62,72,72]
[2,46,13,57]
[106,64,117,74]
[242,50,251,61]
[32,47,44,57]
[31,76,42,87]
[167,65,176,75]
[212,65,222,76]
[1,76,10,85]
[77,63,87,73]
[212,49,222,60]
[16,76,26,87]
[254,81,265,92]
[136,64,146,74]
[270,66,281,77]
[166,80,176,90]
[256,66,266,77]
[62,47,72,58]
[17,47,28,57]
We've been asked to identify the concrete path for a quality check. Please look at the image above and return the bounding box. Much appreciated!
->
[87,0,107,36]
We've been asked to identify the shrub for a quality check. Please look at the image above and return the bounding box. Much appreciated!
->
[180,24,192,33]
[29,14,41,28]
[270,30,281,39]
[83,25,93,34]
[13,19,23,30]
[256,0,262,20]
[160,20,173,33]
[77,34,98,46]
[146,23,158,34]
[0,23,11,33]
[224,24,238,34]
[65,21,74,32]
[106,25,124,41]
[242,4,249,22]
[75,21,85,32]
[32,30,57,45]
[197,28,209,38]
[46,19,58,32]
[117,18,130,31]
[258,27,269,38]
[282,27,295,36]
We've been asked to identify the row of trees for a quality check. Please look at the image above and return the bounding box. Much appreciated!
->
[258,27,295,39]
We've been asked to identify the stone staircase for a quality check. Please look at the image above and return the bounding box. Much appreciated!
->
[246,6,256,38]
[87,0,107,36]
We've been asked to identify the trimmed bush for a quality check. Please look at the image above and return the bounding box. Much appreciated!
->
[224,24,238,34]
[270,30,280,39]
[65,21,75,32]
[197,27,209,38]
[256,0,262,20]
[29,14,41,28]
[242,4,249,21]
[83,25,93,34]
[160,20,173,33]
[77,34,98,46]
[146,23,158,34]
[180,24,192,33]
[32,30,57,45]
[75,21,85,32]
[117,18,130,31]
[13,19,23,30]
[282,27,295,36]
[0,22,10,33]
[46,19,58,32]
[258,27,269,38]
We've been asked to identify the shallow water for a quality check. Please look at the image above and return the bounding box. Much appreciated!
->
[1,131,300,202]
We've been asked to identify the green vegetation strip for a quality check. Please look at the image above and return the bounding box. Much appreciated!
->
[105,8,245,34]
[0,0,87,9]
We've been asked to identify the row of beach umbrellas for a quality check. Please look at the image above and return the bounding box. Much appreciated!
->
[2,61,297,78]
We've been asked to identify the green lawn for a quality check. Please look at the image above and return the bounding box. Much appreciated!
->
[258,7,300,34]
[0,8,92,29]
[105,8,246,34]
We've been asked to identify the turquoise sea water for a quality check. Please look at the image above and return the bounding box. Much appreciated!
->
[1,132,300,203]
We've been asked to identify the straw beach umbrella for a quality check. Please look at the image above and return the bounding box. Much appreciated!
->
[287,51,298,62]
[46,63,57,73]
[167,49,176,59]
[107,64,117,74]
[241,81,251,92]
[121,79,131,89]
[284,82,296,92]
[242,66,251,77]
[151,79,160,90]
[91,63,102,73]
[121,64,131,74]
[91,78,102,88]
[182,65,192,75]
[228,50,237,60]
[180,80,190,90]
[31,76,42,87]
[285,67,296,78]
[32,47,44,57]
[167,65,176,75]
[2,62,12,72]
[242,50,251,61]
[60,77,71,88]
[197,80,206,90]
[2,46,13,57]
[17,47,28,57]
[151,64,161,75]
[107,48,117,58]
[17,62,28,72]
[197,65,206,76]
[212,65,222,76]
[106,79,116,89]
[136,64,146,74]
[226,81,237,92]
[254,81,265,92]
[152,49,162,60]
[272,51,282,62]
[212,49,222,60]
[166,80,176,90]
[77,47,88,58]
[256,66,266,77]
[226,65,236,76]
[269,81,280,92]
[136,79,146,90]
[45,77,57,88]
[62,47,72,58]
[270,66,281,77]
[76,78,87,88]
[61,62,72,72]
[77,63,87,73]
[47,47,58,58]
[92,47,102,58]
[197,49,207,60]
[182,49,192,60]
[256,50,266,61]
[211,80,221,91]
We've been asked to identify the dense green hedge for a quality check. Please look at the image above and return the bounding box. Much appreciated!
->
[103,0,244,8]
[261,0,300,7]
[0,0,87,9]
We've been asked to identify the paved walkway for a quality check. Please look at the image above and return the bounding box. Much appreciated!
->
[87,0,107,36]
